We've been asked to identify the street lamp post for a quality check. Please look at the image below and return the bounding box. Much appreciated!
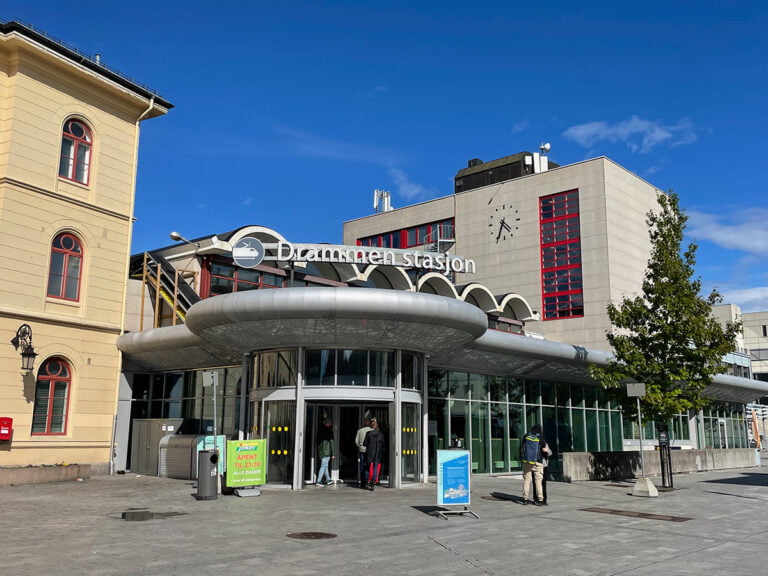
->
[10,324,38,373]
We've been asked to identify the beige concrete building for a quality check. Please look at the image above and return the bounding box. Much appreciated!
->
[0,21,171,470]
[344,154,661,352]
[744,311,768,382]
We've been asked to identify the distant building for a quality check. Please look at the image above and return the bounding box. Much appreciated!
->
[743,311,768,382]
[0,21,171,470]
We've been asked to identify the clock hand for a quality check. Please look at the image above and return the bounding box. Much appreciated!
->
[496,218,506,241]
[500,220,512,232]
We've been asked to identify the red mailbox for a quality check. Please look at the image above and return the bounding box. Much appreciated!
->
[0,417,13,441]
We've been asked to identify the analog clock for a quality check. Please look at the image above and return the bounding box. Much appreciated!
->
[488,203,520,243]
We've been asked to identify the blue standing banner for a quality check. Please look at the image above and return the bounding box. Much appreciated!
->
[434,450,479,519]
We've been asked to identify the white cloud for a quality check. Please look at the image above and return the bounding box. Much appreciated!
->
[687,209,768,256]
[511,119,529,134]
[722,286,768,313]
[563,115,697,153]
[388,167,436,202]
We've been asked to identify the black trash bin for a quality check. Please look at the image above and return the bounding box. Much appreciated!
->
[196,449,219,500]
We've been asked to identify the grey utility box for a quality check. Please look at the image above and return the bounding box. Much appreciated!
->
[160,435,200,480]
[130,419,183,475]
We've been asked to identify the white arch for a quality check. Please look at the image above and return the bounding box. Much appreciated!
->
[225,225,287,245]
[497,293,538,321]
[459,283,499,313]
[417,273,459,299]
[360,265,414,291]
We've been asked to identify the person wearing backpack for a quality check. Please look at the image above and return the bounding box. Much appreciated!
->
[520,424,551,506]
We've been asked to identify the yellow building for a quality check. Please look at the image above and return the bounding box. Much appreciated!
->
[0,21,171,471]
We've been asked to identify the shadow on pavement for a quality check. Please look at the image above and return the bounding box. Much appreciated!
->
[701,472,768,487]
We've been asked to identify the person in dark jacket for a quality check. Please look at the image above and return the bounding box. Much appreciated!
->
[363,418,385,491]
[316,418,334,485]
[520,424,550,505]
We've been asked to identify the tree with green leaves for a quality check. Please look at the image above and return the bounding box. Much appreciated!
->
[590,190,740,424]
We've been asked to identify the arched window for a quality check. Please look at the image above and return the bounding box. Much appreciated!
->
[47,233,83,301]
[58,119,92,184]
[32,358,72,435]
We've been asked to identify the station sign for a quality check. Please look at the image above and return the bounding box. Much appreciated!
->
[232,239,476,274]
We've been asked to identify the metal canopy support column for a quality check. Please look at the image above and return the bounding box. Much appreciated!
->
[293,347,305,490]
[421,354,430,484]
[393,350,402,489]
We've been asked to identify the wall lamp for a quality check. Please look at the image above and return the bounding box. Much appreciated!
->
[169,231,199,248]
[10,324,38,373]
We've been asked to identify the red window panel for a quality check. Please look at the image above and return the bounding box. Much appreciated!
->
[32,358,71,435]
[47,233,83,301]
[58,119,92,185]
[540,190,583,320]
[202,259,286,298]
[357,218,456,250]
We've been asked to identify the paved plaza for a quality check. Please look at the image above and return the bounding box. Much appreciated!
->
[3,466,767,576]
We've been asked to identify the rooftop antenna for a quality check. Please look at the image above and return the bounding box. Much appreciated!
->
[539,142,551,155]
[373,188,392,213]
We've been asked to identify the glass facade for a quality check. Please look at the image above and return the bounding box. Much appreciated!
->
[126,352,750,486]
[428,369,624,474]
[701,403,748,449]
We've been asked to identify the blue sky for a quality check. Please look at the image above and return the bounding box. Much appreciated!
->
[6,1,768,311]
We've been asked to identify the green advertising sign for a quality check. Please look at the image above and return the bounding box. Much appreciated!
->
[226,439,267,487]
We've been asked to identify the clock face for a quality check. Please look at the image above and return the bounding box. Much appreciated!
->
[488,203,520,243]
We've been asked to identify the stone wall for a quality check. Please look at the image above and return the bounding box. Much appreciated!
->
[562,448,758,482]
[0,464,91,487]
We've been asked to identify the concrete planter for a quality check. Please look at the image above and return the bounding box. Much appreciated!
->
[562,448,757,482]
[0,464,91,487]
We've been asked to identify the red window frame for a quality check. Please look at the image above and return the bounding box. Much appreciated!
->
[32,358,71,436]
[47,233,83,301]
[201,258,287,298]
[357,218,455,249]
[539,190,583,320]
[58,119,92,185]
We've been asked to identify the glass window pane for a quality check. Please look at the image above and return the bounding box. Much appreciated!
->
[428,369,448,397]
[583,386,597,409]
[572,409,586,451]
[611,411,623,450]
[488,376,506,402]
[450,400,469,450]
[508,404,523,470]
[337,350,367,386]
[525,381,540,405]
[541,381,555,405]
[586,411,598,451]
[490,403,507,472]
[449,372,469,399]
[305,350,335,386]
[428,399,447,475]
[469,374,487,401]
[370,351,394,387]
[401,353,416,389]
[598,411,610,451]
[471,402,489,473]
[508,379,524,403]
[258,352,277,388]
[276,350,298,387]
[556,407,573,453]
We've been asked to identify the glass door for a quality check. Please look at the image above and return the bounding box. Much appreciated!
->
[401,403,421,484]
